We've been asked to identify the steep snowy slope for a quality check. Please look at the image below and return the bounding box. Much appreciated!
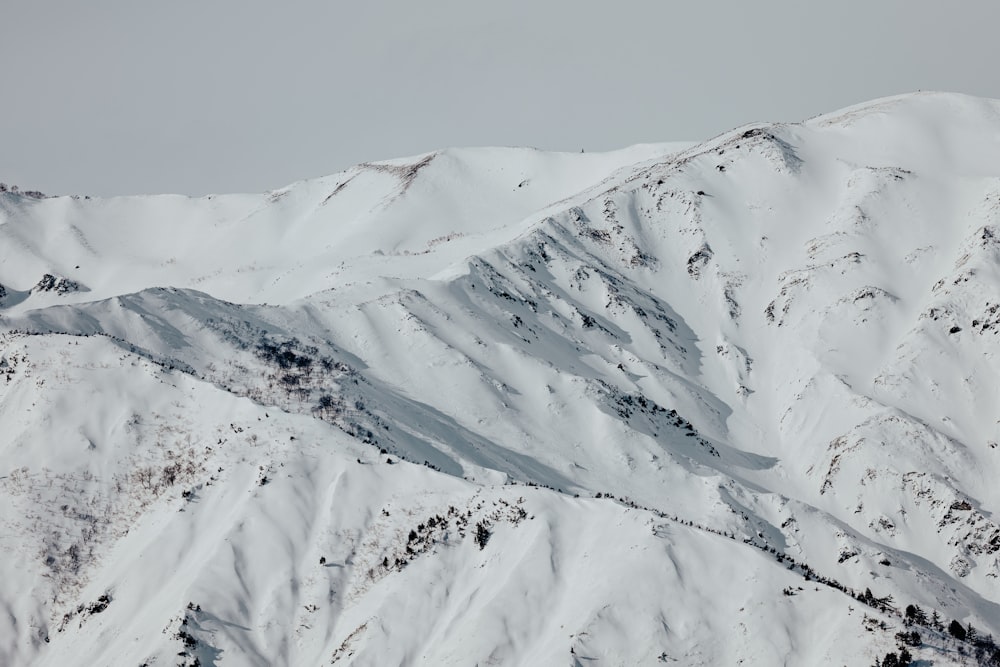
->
[3,92,1000,665]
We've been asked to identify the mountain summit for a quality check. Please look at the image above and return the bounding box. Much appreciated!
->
[3,92,1000,666]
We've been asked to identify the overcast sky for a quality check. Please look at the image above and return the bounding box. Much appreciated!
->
[3,1,1000,197]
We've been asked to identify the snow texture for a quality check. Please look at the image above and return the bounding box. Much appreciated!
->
[2,92,1000,665]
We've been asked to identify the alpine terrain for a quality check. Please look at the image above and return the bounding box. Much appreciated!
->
[4,91,1000,666]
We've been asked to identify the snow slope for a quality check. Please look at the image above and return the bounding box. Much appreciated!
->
[3,92,1000,665]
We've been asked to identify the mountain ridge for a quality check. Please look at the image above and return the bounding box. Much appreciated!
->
[3,91,1000,665]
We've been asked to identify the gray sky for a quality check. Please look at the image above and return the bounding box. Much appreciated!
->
[3,1,1000,197]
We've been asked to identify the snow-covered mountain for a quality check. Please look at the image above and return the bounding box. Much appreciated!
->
[3,91,1000,666]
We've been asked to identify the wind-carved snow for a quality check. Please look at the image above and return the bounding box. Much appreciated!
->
[3,93,1000,665]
